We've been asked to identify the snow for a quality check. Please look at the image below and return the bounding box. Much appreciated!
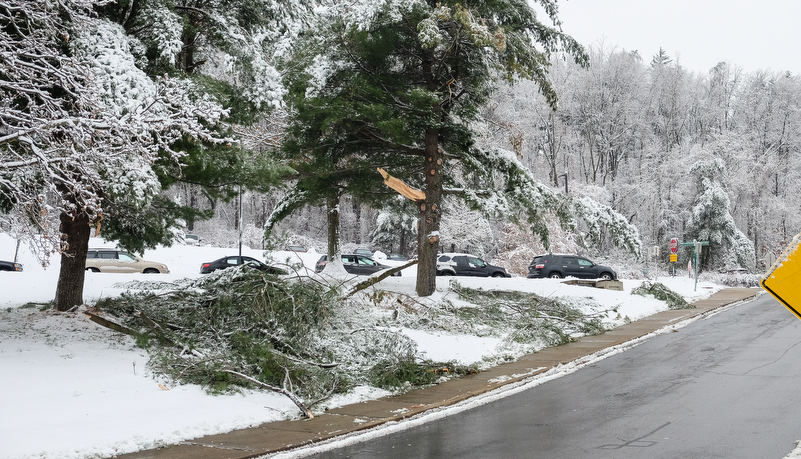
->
[0,232,724,459]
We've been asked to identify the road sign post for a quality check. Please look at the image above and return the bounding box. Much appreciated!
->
[679,240,709,291]
[669,238,678,276]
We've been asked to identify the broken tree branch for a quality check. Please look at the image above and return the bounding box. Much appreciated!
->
[223,370,314,419]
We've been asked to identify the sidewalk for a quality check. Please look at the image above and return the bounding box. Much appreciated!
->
[118,288,761,459]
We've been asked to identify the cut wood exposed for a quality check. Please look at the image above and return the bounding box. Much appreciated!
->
[377,168,425,201]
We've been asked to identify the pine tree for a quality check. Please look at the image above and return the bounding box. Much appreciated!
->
[1,0,310,310]
[686,155,755,271]
[276,0,589,295]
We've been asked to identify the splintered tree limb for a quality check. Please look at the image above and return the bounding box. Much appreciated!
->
[342,259,418,299]
[84,309,144,339]
[223,370,314,419]
[377,168,425,201]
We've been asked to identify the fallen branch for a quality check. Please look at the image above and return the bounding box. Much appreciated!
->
[223,370,314,419]
[84,309,143,339]
[342,259,418,299]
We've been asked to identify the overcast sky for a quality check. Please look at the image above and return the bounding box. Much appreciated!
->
[555,0,801,75]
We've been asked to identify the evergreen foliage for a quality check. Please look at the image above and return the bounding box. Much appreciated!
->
[631,282,693,310]
[449,284,609,345]
[92,269,613,400]
[274,0,595,294]
[686,156,755,271]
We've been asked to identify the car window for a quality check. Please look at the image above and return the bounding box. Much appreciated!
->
[342,255,356,264]
[226,258,238,266]
[243,257,261,266]
[356,256,376,266]
[562,256,577,265]
[99,251,116,259]
[467,257,485,268]
[438,255,451,262]
[87,251,97,259]
[453,256,468,266]
[118,252,136,262]
[578,258,593,267]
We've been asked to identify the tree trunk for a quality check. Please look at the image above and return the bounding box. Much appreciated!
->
[53,210,91,311]
[416,127,443,296]
[326,191,341,260]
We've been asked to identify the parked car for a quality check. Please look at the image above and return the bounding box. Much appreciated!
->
[0,260,23,272]
[200,256,286,274]
[315,254,400,276]
[286,245,307,253]
[387,253,408,261]
[436,253,510,277]
[85,248,169,274]
[527,254,616,280]
[353,248,373,257]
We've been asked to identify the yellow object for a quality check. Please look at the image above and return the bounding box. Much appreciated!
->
[670,254,677,262]
[762,233,801,320]
[377,168,425,202]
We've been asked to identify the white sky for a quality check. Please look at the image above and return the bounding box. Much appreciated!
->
[555,0,801,74]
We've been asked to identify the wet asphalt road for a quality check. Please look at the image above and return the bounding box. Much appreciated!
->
[311,294,801,458]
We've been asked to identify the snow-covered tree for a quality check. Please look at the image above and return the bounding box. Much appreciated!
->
[685,155,755,271]
[0,1,233,310]
[276,0,589,296]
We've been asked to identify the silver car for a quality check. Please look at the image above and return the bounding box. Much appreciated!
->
[85,248,169,274]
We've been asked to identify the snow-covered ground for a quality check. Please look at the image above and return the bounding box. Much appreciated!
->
[0,233,726,459]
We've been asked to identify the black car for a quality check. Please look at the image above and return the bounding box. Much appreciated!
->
[436,253,510,277]
[315,254,400,276]
[0,260,23,272]
[527,254,616,280]
[200,256,286,274]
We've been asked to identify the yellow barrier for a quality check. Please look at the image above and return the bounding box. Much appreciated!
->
[762,233,801,320]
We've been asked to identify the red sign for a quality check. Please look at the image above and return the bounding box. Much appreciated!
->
[670,238,678,254]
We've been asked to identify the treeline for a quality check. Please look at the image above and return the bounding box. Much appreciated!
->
[185,46,800,273]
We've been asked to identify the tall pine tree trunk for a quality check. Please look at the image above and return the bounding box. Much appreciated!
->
[416,127,443,296]
[53,209,91,311]
[326,191,341,261]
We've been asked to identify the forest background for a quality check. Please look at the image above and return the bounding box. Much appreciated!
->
[2,0,797,286]
[179,45,795,276]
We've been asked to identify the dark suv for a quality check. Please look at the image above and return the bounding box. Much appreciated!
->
[527,254,616,280]
[436,253,511,277]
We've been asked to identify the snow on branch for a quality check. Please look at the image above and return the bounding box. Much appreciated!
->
[458,147,642,254]
[0,0,232,257]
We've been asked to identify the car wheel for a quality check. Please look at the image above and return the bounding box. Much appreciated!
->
[86,267,100,273]
[548,272,562,279]
[438,271,454,276]
[600,272,613,281]
[143,268,159,274]
[491,273,505,278]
